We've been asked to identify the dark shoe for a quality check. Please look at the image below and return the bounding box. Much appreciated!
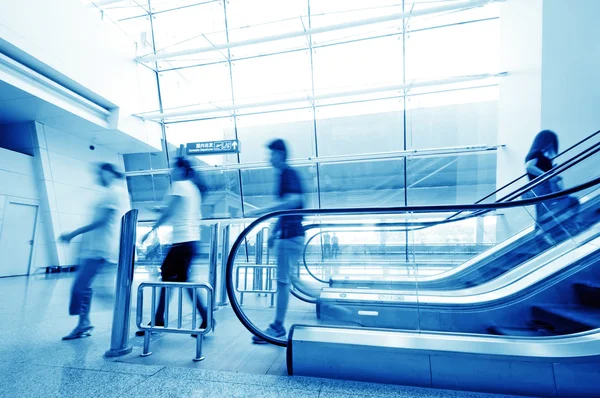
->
[252,324,286,344]
[62,325,94,340]
[192,319,217,337]
[135,321,164,337]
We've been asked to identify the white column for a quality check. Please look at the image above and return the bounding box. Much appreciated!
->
[496,0,544,189]
[540,0,600,186]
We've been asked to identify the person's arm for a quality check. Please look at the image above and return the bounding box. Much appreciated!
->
[59,207,115,243]
[141,195,182,243]
[246,194,302,247]
[525,158,545,178]
[526,157,564,189]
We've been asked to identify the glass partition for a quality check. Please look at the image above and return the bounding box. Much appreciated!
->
[318,158,406,209]
[405,152,497,205]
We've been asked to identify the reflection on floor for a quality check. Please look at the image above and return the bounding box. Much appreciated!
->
[0,272,522,398]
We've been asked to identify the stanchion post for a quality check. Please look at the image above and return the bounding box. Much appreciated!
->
[208,223,219,311]
[218,224,230,306]
[105,209,138,358]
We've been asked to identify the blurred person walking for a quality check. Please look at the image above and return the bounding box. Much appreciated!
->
[135,157,212,336]
[247,139,306,343]
[60,163,126,340]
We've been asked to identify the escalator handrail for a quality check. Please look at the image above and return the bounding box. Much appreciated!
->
[469,129,600,207]
[301,223,450,286]
[296,131,600,286]
[299,140,600,227]
[447,134,600,222]
[496,137,600,203]
[299,134,600,235]
[226,176,600,347]
[300,142,600,285]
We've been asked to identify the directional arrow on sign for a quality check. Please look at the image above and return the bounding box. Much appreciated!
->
[232,141,238,150]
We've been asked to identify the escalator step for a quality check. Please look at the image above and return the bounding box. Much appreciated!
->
[574,282,600,308]
[532,305,600,332]
[488,326,554,337]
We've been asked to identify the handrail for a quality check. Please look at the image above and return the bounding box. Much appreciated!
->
[295,134,600,234]
[226,176,600,347]
[469,129,600,207]
[496,139,600,203]
[445,134,600,222]
[320,229,600,307]
[297,133,600,286]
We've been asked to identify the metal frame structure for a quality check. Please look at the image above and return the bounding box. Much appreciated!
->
[235,265,277,306]
[136,0,500,63]
[136,282,214,361]
[89,1,505,225]
[95,0,503,165]
[138,73,506,121]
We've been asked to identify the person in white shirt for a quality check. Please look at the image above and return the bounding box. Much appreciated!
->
[136,157,211,334]
[59,163,127,340]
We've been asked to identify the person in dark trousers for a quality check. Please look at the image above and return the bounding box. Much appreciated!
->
[332,233,340,259]
[60,163,126,340]
[248,139,305,343]
[135,157,211,336]
[525,130,579,235]
[322,232,331,260]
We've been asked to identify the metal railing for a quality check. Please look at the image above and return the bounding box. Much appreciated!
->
[136,282,214,362]
[235,265,277,306]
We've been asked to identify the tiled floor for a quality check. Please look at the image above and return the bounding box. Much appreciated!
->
[0,273,522,398]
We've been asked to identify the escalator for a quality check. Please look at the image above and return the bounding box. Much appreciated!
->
[225,131,600,397]
[226,176,600,397]
[299,131,600,296]
[315,183,600,325]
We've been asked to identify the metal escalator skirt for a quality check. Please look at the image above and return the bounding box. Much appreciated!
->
[288,325,600,396]
[290,325,600,361]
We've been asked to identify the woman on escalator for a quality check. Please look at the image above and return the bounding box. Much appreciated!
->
[525,130,579,237]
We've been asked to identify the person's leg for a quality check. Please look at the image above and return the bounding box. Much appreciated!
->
[153,287,170,326]
[186,288,208,326]
[176,242,208,325]
[76,258,104,327]
[63,258,103,339]
[274,237,304,327]
[273,238,293,328]
[178,242,210,328]
[252,239,289,343]
[274,283,290,328]
[155,245,181,323]
[136,246,177,337]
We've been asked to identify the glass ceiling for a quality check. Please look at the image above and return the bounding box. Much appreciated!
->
[86,0,501,156]
[83,0,503,220]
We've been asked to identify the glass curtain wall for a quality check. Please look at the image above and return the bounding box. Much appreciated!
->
[95,0,501,219]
